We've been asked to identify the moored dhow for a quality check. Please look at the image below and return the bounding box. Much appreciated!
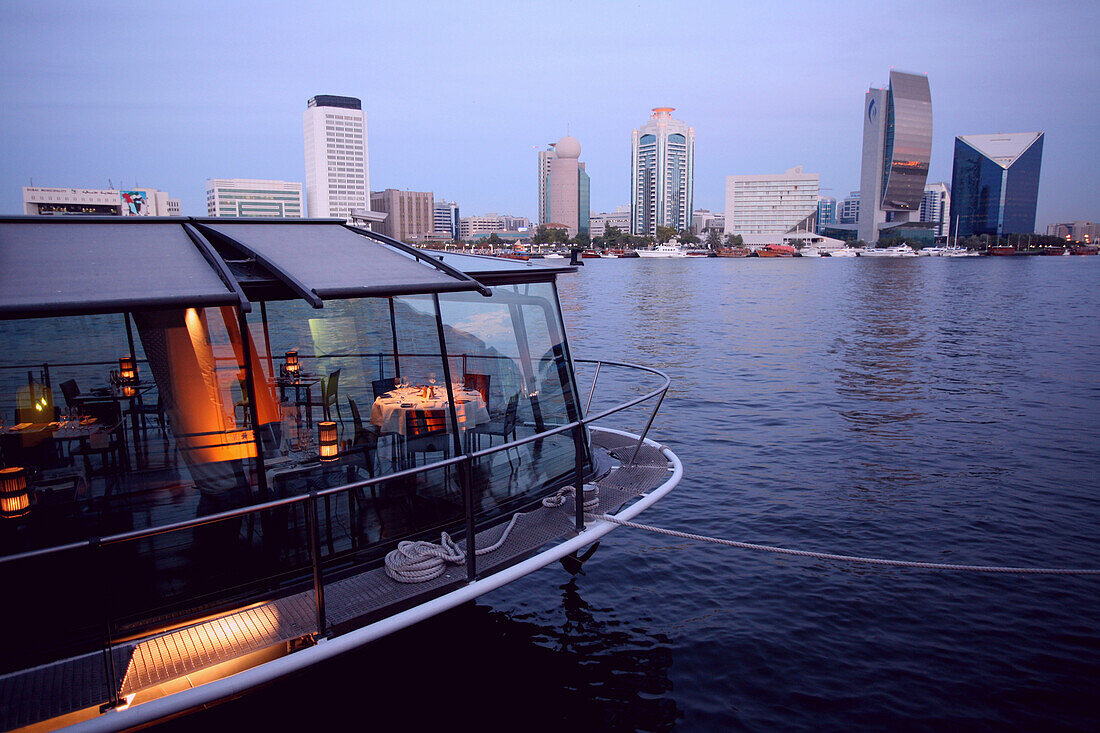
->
[0,217,682,732]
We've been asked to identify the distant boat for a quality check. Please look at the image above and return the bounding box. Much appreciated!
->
[542,252,566,259]
[797,246,822,257]
[580,250,602,259]
[829,248,859,257]
[637,242,688,258]
[615,249,640,258]
[859,244,918,257]
[756,243,797,258]
[1070,245,1099,255]
[988,245,1019,256]
[715,247,750,257]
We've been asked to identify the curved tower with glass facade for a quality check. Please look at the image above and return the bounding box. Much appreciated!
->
[630,108,694,237]
[949,132,1043,237]
[857,71,933,243]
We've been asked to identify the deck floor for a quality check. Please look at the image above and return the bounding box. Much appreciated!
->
[0,428,673,732]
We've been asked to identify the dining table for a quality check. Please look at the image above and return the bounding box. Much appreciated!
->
[369,384,490,437]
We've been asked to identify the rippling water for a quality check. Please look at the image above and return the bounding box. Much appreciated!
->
[170,257,1100,731]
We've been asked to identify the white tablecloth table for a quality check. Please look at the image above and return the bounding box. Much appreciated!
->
[370,385,490,437]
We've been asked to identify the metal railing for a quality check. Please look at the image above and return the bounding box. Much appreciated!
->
[0,358,670,710]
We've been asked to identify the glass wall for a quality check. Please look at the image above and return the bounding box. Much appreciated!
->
[0,281,586,667]
[438,282,584,520]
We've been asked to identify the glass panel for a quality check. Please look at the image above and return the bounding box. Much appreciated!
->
[438,282,583,519]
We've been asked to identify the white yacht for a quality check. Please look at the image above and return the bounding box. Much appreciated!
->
[859,244,919,257]
[636,242,688,258]
[829,248,860,257]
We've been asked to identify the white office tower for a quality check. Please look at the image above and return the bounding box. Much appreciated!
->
[206,179,304,218]
[724,166,819,236]
[857,71,932,243]
[630,107,695,236]
[303,95,369,220]
[920,182,951,237]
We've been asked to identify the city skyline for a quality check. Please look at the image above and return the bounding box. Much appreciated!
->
[0,1,1096,229]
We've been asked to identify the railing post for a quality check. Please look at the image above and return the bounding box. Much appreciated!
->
[584,361,602,417]
[95,540,121,711]
[628,386,668,466]
[572,423,586,532]
[305,494,327,638]
[462,456,476,581]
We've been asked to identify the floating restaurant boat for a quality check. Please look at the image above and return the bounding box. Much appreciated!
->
[0,217,682,732]
[715,247,750,258]
[580,249,602,259]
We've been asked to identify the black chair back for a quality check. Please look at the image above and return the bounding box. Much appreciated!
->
[406,409,447,438]
[372,377,396,399]
[59,380,81,407]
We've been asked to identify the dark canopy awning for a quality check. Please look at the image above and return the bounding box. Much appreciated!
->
[0,219,240,318]
[0,218,495,319]
[195,221,485,302]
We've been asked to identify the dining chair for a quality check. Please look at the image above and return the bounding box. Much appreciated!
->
[372,377,397,399]
[59,379,87,413]
[468,394,520,471]
[348,397,386,466]
[71,400,127,499]
[307,369,341,424]
[403,409,450,469]
[463,372,491,409]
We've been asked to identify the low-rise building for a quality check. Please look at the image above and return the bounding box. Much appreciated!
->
[205,178,303,218]
[1046,221,1098,243]
[23,186,181,216]
[724,166,819,236]
[591,206,631,238]
[370,189,435,242]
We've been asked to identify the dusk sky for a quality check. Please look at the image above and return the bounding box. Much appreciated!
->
[1,1,1097,229]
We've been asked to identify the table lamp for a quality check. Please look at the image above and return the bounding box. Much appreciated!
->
[318,421,338,462]
[119,355,137,384]
[284,350,300,375]
[0,467,31,519]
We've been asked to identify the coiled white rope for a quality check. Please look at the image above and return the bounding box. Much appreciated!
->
[385,485,599,583]
[598,515,1100,576]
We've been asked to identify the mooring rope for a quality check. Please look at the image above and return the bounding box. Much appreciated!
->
[384,485,597,583]
[598,514,1100,575]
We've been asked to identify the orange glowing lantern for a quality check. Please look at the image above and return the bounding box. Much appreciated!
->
[284,350,300,375]
[318,421,338,462]
[119,355,137,384]
[0,467,31,519]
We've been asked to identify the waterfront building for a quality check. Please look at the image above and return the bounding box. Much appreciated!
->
[1046,221,1097,243]
[919,182,950,238]
[692,209,725,234]
[544,135,590,237]
[724,166,819,237]
[205,179,303,218]
[502,214,531,232]
[630,107,695,236]
[838,191,860,225]
[950,132,1044,237]
[22,186,180,216]
[537,143,556,225]
[433,199,460,240]
[816,196,837,233]
[459,214,506,239]
[370,189,435,242]
[303,95,369,220]
[591,206,632,238]
[857,70,933,243]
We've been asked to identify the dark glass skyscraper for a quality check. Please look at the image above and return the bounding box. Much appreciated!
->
[950,132,1043,237]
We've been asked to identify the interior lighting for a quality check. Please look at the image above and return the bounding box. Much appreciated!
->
[0,467,31,519]
[284,350,300,375]
[318,421,338,462]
